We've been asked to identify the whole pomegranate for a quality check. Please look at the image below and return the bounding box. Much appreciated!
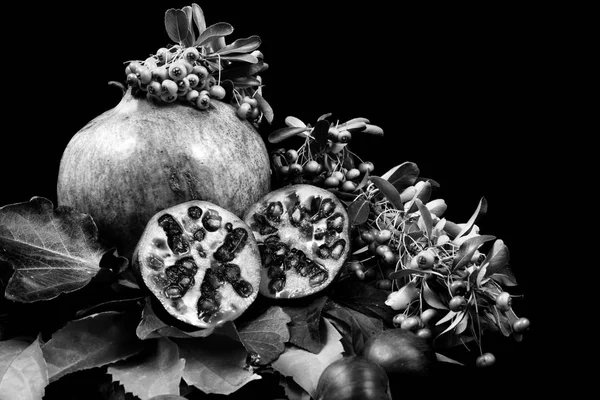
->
[243,184,350,299]
[132,200,262,329]
[57,88,271,259]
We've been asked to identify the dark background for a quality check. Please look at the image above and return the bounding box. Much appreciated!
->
[2,1,553,396]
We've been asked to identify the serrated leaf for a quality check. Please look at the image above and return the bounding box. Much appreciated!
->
[381,161,420,192]
[0,337,48,400]
[164,9,190,44]
[452,235,496,271]
[347,197,370,225]
[236,305,291,365]
[214,35,261,55]
[271,318,343,399]
[483,239,510,277]
[281,295,328,354]
[370,176,403,210]
[196,22,234,46]
[42,310,144,382]
[268,126,310,143]
[175,330,260,395]
[0,197,123,303]
[454,197,488,240]
[108,338,184,400]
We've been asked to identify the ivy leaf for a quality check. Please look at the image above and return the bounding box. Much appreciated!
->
[281,295,328,354]
[108,338,185,400]
[0,197,124,303]
[0,337,48,400]
[347,197,370,226]
[175,329,260,395]
[323,301,384,354]
[42,310,144,382]
[164,9,191,45]
[271,318,343,399]
[196,22,234,47]
[370,176,403,210]
[235,305,291,365]
[452,235,496,271]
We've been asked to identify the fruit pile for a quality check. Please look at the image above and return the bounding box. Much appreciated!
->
[123,4,271,124]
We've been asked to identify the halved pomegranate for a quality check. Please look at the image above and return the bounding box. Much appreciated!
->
[243,184,350,299]
[133,200,261,329]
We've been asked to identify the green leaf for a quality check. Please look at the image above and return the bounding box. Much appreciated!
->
[422,280,448,310]
[271,318,343,399]
[388,268,426,280]
[323,301,384,354]
[268,126,310,143]
[347,197,370,225]
[281,295,328,354]
[0,337,48,400]
[415,198,433,240]
[214,35,262,55]
[255,91,274,124]
[229,76,262,87]
[0,197,126,303]
[380,161,420,192]
[108,338,185,400]
[330,280,395,322]
[191,3,206,34]
[180,6,196,45]
[236,305,291,365]
[196,22,234,47]
[164,9,190,45]
[483,239,510,277]
[312,119,330,146]
[452,235,496,271]
[362,124,384,136]
[370,176,403,210]
[454,197,487,240]
[42,310,144,382]
[175,325,260,395]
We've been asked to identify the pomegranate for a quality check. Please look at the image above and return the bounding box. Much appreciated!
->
[243,184,350,299]
[57,88,271,259]
[132,200,261,329]
[314,356,392,400]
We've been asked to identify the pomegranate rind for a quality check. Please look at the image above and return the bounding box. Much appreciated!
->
[243,184,350,299]
[133,200,261,329]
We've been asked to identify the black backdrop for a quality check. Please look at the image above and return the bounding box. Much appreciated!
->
[2,1,547,396]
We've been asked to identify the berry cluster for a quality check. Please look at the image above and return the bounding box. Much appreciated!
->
[269,115,382,192]
[125,46,265,123]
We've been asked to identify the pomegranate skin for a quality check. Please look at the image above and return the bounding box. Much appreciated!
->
[57,89,271,259]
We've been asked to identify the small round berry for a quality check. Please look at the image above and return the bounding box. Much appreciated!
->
[185,89,199,103]
[475,353,496,368]
[358,161,375,175]
[416,327,433,341]
[249,106,260,120]
[152,66,169,82]
[161,79,178,95]
[327,127,340,141]
[186,73,200,88]
[340,180,357,192]
[375,244,391,257]
[177,77,190,93]
[285,149,298,163]
[303,160,321,175]
[495,292,512,312]
[337,130,352,143]
[236,102,252,119]
[513,317,530,333]
[450,280,467,296]
[168,62,188,80]
[156,47,171,64]
[412,250,436,270]
[420,308,439,326]
[147,81,163,96]
[448,295,467,311]
[160,91,177,103]
[209,84,226,100]
[355,269,366,280]
[375,279,392,291]
[374,229,392,244]
[380,250,396,265]
[393,314,407,327]
[368,241,379,254]
[136,67,152,84]
[279,165,290,175]
[242,95,258,108]
[360,230,375,244]
[183,47,200,62]
[289,163,303,175]
[323,176,340,188]
[127,61,141,74]
[192,65,209,80]
[330,171,345,181]
[346,260,364,273]
[196,93,211,110]
[126,73,139,87]
[345,168,361,181]
[400,316,423,331]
